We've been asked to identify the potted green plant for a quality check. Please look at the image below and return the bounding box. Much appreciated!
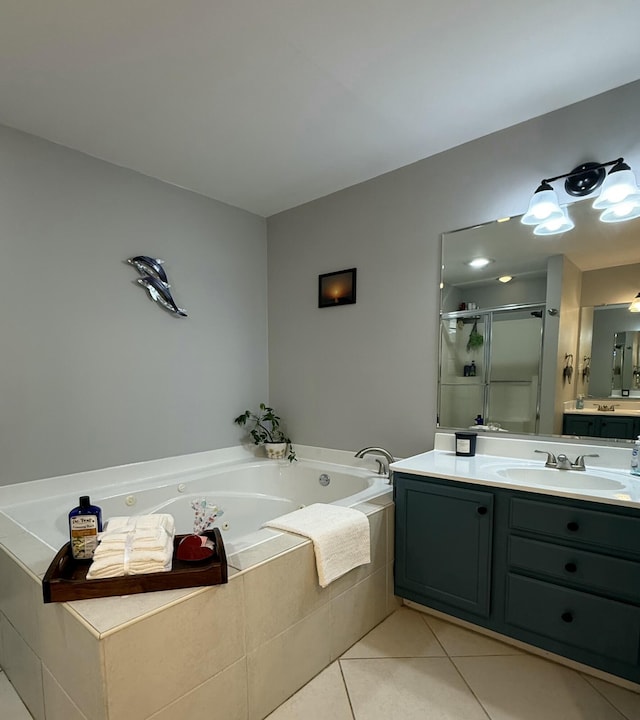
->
[234,403,296,462]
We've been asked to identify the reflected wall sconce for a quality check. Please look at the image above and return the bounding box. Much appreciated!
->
[522,158,640,235]
[629,292,640,313]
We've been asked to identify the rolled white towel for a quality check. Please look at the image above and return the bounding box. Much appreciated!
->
[86,557,172,579]
[96,527,169,552]
[104,514,175,536]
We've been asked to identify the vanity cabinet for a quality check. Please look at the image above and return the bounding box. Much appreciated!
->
[394,477,493,617]
[562,413,638,440]
[394,472,640,683]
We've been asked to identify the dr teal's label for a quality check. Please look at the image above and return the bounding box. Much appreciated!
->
[70,515,99,560]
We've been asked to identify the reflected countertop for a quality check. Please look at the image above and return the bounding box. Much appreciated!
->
[563,408,640,416]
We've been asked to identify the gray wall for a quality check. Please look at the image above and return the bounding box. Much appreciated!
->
[0,125,267,485]
[267,80,640,459]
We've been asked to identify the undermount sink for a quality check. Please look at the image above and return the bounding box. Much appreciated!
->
[496,466,625,491]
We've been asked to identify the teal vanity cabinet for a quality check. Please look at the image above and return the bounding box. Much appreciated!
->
[562,413,637,440]
[394,472,640,684]
[394,476,493,617]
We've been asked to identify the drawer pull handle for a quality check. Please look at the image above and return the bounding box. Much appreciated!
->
[566,521,579,532]
[477,506,488,516]
[564,562,577,573]
[561,611,574,623]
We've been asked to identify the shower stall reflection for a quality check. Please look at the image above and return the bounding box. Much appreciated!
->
[439,305,545,433]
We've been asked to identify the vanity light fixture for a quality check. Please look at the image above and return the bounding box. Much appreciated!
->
[629,292,640,313]
[522,158,640,234]
[467,258,493,269]
[533,207,575,236]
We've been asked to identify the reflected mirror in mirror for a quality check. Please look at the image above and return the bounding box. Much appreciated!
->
[440,198,640,443]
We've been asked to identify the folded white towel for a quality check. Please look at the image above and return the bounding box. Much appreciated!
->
[263,503,370,588]
[86,531,174,579]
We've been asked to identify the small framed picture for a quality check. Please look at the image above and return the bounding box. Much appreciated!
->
[318,268,357,308]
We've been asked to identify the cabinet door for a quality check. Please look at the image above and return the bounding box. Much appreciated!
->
[598,415,636,440]
[395,476,494,617]
[562,414,596,437]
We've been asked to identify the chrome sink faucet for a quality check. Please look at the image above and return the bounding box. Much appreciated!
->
[555,454,574,470]
[355,446,395,484]
[534,450,599,471]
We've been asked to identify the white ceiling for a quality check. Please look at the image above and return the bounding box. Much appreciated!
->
[2,1,640,217]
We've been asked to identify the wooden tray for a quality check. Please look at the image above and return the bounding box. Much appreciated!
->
[42,528,227,603]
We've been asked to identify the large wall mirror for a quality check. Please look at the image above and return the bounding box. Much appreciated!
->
[439,199,640,443]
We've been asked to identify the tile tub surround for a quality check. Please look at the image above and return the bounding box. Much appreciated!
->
[0,478,394,720]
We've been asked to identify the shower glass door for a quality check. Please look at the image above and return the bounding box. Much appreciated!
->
[439,305,544,433]
[487,309,543,434]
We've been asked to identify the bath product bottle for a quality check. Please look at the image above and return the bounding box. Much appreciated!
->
[69,496,102,561]
[475,414,484,425]
[631,438,640,477]
[576,394,584,410]
[469,361,477,377]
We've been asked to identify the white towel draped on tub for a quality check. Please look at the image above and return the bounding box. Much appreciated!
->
[86,514,175,579]
[263,503,370,588]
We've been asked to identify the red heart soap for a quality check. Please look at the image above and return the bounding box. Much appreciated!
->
[177,534,215,561]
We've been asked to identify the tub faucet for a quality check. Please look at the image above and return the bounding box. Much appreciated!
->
[355,447,395,484]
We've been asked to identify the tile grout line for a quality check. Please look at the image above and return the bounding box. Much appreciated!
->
[580,673,633,720]
[415,609,452,657]
[447,656,495,720]
[417,611,495,720]
[337,659,357,720]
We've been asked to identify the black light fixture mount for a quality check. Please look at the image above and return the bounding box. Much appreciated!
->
[541,158,622,198]
[563,161,608,197]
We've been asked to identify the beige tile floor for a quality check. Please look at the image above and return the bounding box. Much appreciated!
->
[2,606,640,719]
[266,606,640,720]
[0,671,32,719]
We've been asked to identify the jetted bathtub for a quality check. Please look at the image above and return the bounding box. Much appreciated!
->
[1,453,390,554]
[0,446,395,720]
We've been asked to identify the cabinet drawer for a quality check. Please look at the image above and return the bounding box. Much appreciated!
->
[510,497,640,557]
[505,574,640,665]
[508,536,640,604]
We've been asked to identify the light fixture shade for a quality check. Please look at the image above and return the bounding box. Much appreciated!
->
[629,293,640,312]
[533,208,575,236]
[592,162,640,209]
[599,200,640,223]
[521,183,565,225]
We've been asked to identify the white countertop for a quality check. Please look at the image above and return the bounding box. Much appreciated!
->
[391,438,640,510]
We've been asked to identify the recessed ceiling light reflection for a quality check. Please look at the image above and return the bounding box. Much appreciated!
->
[467,258,493,269]
[497,217,511,223]
[498,275,513,283]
